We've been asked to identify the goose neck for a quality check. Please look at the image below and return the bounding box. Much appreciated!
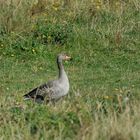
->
[57,59,65,79]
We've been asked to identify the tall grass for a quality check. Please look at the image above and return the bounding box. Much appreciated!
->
[0,0,140,140]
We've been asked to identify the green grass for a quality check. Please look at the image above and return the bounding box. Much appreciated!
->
[0,0,140,140]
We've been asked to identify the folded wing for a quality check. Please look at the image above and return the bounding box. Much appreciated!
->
[23,82,53,102]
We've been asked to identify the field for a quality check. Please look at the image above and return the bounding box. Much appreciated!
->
[0,0,140,139]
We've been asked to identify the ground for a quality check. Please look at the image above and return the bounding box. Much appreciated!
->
[0,0,140,140]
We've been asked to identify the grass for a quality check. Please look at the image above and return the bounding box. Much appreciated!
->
[0,0,140,139]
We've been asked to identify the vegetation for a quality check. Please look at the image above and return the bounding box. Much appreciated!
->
[0,0,140,139]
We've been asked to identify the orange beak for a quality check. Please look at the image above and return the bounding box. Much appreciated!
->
[65,55,71,60]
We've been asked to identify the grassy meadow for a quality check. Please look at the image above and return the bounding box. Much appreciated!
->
[0,0,140,139]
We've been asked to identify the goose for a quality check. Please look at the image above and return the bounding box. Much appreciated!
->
[23,53,71,103]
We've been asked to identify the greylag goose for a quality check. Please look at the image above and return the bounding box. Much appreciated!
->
[23,54,71,103]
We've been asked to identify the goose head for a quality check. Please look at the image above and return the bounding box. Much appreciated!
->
[57,53,71,63]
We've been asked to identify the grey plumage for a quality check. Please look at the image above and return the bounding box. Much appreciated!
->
[23,54,71,103]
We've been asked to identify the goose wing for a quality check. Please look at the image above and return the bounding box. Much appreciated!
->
[23,81,54,101]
